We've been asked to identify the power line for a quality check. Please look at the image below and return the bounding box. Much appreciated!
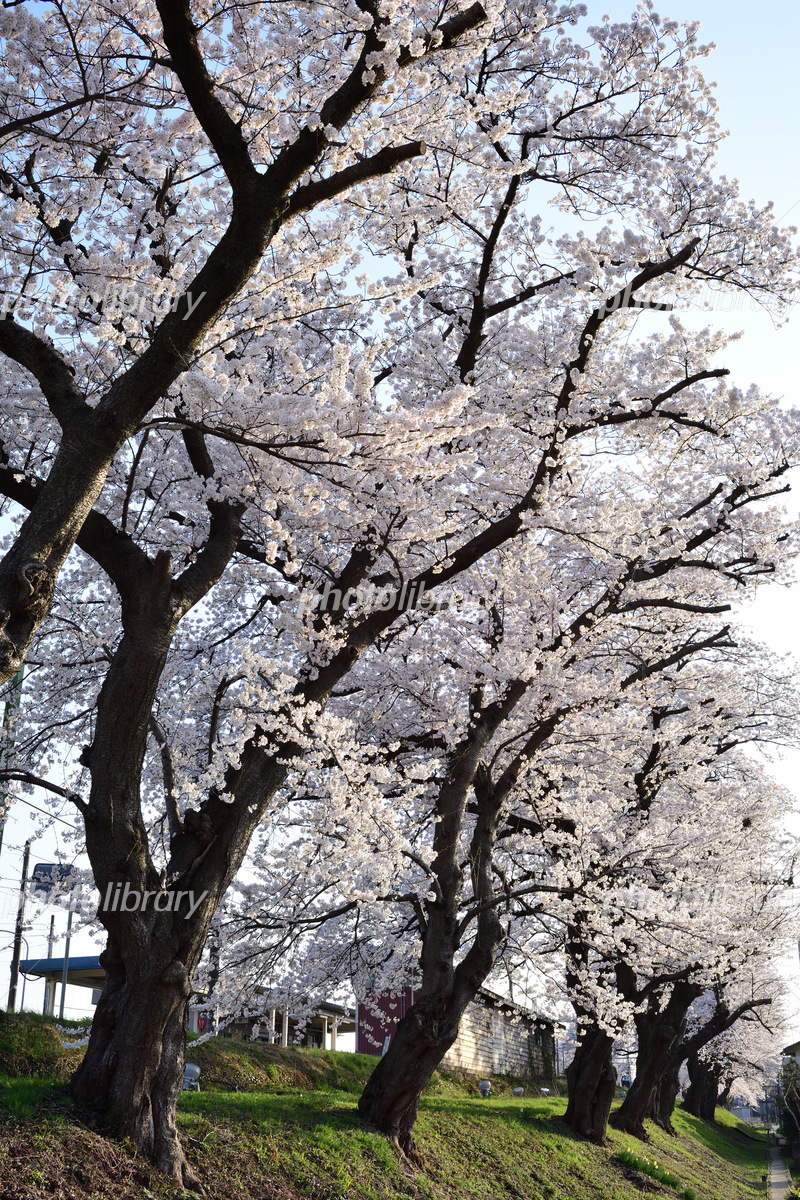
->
[776,197,800,224]
[8,795,77,829]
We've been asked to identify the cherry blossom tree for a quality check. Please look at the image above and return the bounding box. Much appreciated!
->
[0,0,490,683]
[227,633,798,1150]
[682,979,786,1123]
[611,941,784,1138]
[0,0,798,1182]
[559,676,798,1143]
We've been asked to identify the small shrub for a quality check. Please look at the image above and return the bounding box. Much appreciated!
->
[614,1149,684,1191]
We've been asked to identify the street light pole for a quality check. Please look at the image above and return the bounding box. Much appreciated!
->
[7,838,31,1011]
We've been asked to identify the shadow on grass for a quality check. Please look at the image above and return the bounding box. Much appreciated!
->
[676,1109,766,1162]
[178,1088,574,1148]
[420,1093,565,1118]
[179,1087,365,1132]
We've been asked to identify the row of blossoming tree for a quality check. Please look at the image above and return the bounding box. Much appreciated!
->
[1,0,798,1180]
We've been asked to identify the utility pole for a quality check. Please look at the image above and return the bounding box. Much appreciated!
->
[7,838,31,1011]
[0,668,24,858]
[59,906,74,1020]
[42,914,55,1015]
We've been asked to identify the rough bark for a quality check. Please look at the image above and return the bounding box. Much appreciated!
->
[610,992,694,1139]
[357,991,473,1155]
[68,551,211,1184]
[67,561,289,1182]
[71,919,206,1183]
[564,1024,617,1144]
[651,1060,682,1132]
[683,1051,723,1123]
[614,974,700,1132]
[561,915,619,1145]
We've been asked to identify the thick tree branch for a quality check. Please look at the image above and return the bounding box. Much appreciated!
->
[155,0,259,191]
[286,141,428,218]
[0,317,86,426]
[173,500,245,610]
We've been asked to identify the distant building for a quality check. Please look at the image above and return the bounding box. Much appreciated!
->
[357,985,555,1078]
[20,954,105,1016]
[222,1000,355,1049]
[20,955,354,1048]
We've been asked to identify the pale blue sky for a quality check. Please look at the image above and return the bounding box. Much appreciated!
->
[602,0,800,217]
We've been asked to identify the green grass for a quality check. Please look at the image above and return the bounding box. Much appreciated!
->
[186,1036,382,1095]
[0,1008,89,1079]
[174,1078,768,1200]
[614,1147,699,1198]
[0,1075,68,1119]
[0,1011,770,1200]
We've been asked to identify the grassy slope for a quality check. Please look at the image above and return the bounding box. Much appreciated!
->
[0,1012,768,1200]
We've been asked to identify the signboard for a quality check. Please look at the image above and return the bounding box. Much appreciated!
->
[31,863,77,896]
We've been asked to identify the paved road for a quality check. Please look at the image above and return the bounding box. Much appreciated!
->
[770,1146,792,1200]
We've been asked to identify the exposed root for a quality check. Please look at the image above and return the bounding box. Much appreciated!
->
[387,1133,424,1170]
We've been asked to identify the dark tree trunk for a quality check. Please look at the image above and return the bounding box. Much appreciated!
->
[683,1051,708,1118]
[651,1060,682,1133]
[682,1051,723,1123]
[564,1023,617,1144]
[561,918,620,1145]
[611,1013,677,1138]
[611,980,699,1139]
[71,923,204,1183]
[68,555,225,1185]
[699,1074,721,1123]
[718,1079,732,1111]
[358,761,505,1155]
[357,992,471,1155]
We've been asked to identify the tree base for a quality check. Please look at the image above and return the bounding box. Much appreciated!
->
[608,1112,651,1141]
[357,996,467,1160]
[69,940,199,1187]
[386,1133,424,1167]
